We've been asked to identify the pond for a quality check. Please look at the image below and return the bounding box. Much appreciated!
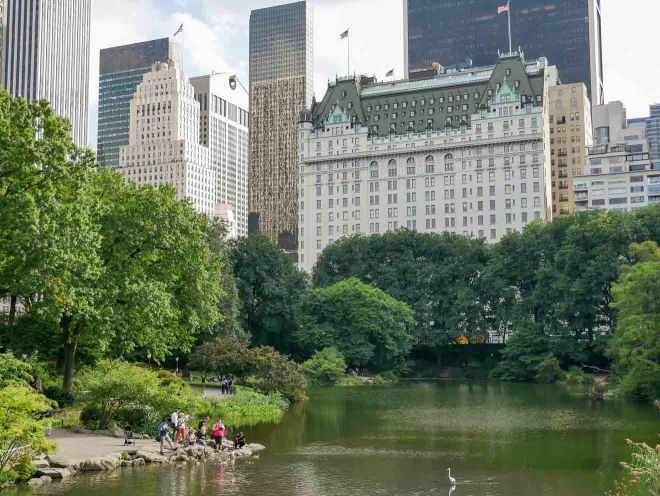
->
[12,382,658,495]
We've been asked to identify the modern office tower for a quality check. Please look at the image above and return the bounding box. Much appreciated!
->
[98,38,182,168]
[118,61,216,216]
[249,0,314,252]
[548,83,592,216]
[404,0,604,105]
[574,101,659,213]
[190,74,250,237]
[2,0,91,146]
[297,52,557,271]
[646,104,660,163]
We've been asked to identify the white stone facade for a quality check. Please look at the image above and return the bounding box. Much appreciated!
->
[119,62,216,216]
[574,102,660,213]
[298,83,552,272]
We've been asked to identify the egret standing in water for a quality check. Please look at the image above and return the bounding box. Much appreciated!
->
[447,467,456,485]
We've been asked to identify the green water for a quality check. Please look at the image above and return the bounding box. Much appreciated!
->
[13,382,659,495]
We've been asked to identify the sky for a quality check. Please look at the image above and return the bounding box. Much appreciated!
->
[87,0,660,149]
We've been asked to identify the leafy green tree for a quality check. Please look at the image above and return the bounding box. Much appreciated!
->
[298,277,415,370]
[302,347,347,385]
[77,359,199,430]
[312,230,489,350]
[0,385,55,486]
[249,346,307,402]
[607,242,660,402]
[230,235,308,353]
[0,353,35,387]
[492,322,550,381]
[188,334,253,379]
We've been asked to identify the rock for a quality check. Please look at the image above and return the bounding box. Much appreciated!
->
[47,456,71,468]
[120,460,131,467]
[40,476,52,484]
[233,447,252,458]
[109,427,123,438]
[246,443,266,453]
[131,458,145,466]
[79,456,120,472]
[28,478,44,486]
[36,468,70,479]
[33,459,50,469]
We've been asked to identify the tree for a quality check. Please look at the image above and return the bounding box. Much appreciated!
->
[492,321,550,381]
[607,242,660,402]
[312,230,489,351]
[77,359,198,430]
[298,277,416,370]
[230,235,308,353]
[188,334,253,379]
[249,346,307,402]
[0,385,54,486]
[0,352,35,388]
[302,347,347,385]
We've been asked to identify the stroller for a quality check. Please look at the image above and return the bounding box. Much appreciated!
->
[124,424,135,446]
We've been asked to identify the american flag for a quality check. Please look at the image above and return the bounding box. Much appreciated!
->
[340,29,349,39]
[173,23,184,36]
[386,69,394,77]
[498,2,509,14]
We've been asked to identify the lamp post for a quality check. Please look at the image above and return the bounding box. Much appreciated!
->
[175,357,179,375]
[21,353,27,360]
[147,350,152,369]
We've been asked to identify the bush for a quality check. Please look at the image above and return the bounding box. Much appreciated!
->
[610,439,660,496]
[77,359,199,431]
[535,354,564,383]
[43,385,75,408]
[561,366,594,385]
[0,385,55,488]
[248,347,307,402]
[492,322,550,381]
[0,352,35,387]
[302,347,347,385]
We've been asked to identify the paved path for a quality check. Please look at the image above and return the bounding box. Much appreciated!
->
[48,429,159,466]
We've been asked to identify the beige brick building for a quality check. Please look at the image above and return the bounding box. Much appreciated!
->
[548,83,593,216]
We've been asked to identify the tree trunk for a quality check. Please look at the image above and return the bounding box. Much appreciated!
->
[8,295,17,326]
[62,318,81,394]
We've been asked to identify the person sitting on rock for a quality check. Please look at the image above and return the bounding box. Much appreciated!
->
[233,432,246,449]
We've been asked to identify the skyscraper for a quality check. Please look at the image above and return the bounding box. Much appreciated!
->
[646,104,660,164]
[190,74,250,237]
[548,83,592,216]
[98,38,182,168]
[249,0,313,252]
[2,0,91,146]
[404,0,604,105]
[118,61,216,216]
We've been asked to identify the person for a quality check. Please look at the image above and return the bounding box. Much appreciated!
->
[198,417,209,445]
[233,432,246,449]
[124,424,135,446]
[228,378,234,395]
[211,419,225,450]
[174,413,186,444]
[188,429,197,446]
[33,376,43,393]
[159,418,175,455]
[171,411,179,441]
[220,378,227,395]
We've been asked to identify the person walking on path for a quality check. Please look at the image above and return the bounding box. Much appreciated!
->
[159,418,175,455]
[211,419,225,450]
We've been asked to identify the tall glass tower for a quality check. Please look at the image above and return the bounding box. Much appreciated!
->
[248,0,313,253]
[98,38,181,168]
[2,0,92,146]
[404,0,604,105]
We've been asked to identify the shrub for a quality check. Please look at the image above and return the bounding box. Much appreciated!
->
[302,347,347,385]
[535,354,564,383]
[77,359,199,431]
[0,385,55,488]
[612,439,660,496]
[561,366,594,385]
[0,352,35,387]
[43,385,75,408]
[248,347,307,402]
[492,322,550,381]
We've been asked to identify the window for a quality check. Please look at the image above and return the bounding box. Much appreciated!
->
[388,159,397,177]
[370,161,379,178]
[406,157,415,174]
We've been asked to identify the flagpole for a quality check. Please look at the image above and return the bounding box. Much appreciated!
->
[507,1,512,53]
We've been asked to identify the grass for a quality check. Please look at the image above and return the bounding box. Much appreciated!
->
[194,386,288,428]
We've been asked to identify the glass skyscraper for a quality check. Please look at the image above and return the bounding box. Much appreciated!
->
[248,1,313,252]
[98,38,181,168]
[404,0,603,105]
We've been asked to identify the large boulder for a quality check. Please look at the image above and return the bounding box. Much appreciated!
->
[79,456,120,472]
[36,468,70,479]
[246,443,266,453]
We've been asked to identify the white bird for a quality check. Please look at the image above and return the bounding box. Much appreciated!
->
[447,467,457,485]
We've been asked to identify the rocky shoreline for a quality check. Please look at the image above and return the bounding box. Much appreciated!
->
[27,438,265,487]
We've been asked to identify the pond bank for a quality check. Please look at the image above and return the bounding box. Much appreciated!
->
[26,428,264,488]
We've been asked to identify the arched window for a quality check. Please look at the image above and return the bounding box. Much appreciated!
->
[406,157,415,175]
[444,153,454,172]
[370,161,379,178]
[425,155,435,173]
[387,159,397,177]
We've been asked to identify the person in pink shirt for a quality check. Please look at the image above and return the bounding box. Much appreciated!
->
[211,419,225,450]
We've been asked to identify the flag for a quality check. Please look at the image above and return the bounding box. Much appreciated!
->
[174,22,184,36]
[340,29,349,39]
[386,68,394,77]
[498,2,509,14]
